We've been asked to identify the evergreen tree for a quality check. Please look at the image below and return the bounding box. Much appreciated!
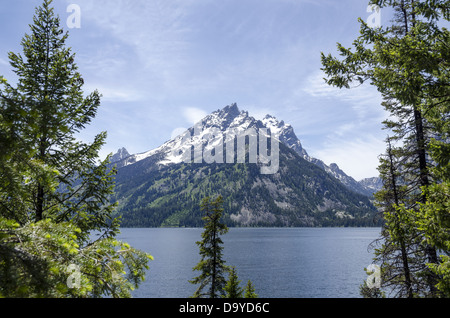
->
[244,280,258,298]
[413,57,450,296]
[223,266,243,298]
[0,0,117,235]
[321,0,449,297]
[190,195,229,298]
[370,137,425,297]
[414,181,450,297]
[360,280,386,298]
[0,0,152,297]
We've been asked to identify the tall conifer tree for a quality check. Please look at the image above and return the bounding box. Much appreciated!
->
[190,195,229,298]
[222,266,243,298]
[0,0,152,297]
[372,138,420,297]
[1,0,116,236]
[321,0,449,296]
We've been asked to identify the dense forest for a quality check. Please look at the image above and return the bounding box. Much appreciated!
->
[112,141,378,228]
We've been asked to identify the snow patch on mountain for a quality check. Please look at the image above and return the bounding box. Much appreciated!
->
[111,103,381,195]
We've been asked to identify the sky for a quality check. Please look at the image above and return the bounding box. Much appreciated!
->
[0,0,393,181]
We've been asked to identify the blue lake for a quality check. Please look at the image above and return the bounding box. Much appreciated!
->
[116,227,381,298]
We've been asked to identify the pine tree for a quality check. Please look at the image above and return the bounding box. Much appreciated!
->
[244,280,258,298]
[223,266,243,298]
[370,137,422,297]
[321,0,449,297]
[190,195,229,298]
[413,55,450,296]
[0,0,152,297]
[0,0,118,236]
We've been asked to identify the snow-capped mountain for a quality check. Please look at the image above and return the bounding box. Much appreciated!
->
[112,103,380,196]
[259,111,381,196]
[110,147,130,164]
[112,103,266,169]
[359,177,383,194]
[110,103,380,227]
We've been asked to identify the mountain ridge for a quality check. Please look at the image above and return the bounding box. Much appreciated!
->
[112,103,381,196]
[108,103,381,228]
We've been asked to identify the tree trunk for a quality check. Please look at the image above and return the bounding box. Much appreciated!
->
[413,106,439,296]
[388,139,413,298]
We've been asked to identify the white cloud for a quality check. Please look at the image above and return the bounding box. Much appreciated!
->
[83,83,144,103]
[54,0,388,178]
[245,106,273,121]
[312,135,385,180]
[302,70,384,119]
[183,107,208,125]
[299,70,389,179]
[78,0,191,69]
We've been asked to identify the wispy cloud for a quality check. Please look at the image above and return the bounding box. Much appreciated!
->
[299,70,388,137]
[314,135,385,181]
[85,84,145,103]
[51,0,386,179]
[299,70,388,179]
[302,70,385,119]
[78,0,191,69]
[183,107,208,125]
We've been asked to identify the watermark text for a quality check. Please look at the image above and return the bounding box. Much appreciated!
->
[173,125,280,175]
[67,4,81,29]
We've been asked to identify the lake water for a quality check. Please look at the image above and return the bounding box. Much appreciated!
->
[116,227,381,298]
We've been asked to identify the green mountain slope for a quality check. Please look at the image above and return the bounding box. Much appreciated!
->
[111,142,379,227]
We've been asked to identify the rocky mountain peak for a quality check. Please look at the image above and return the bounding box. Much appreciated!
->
[111,147,130,163]
[262,114,286,128]
[198,103,263,134]
[111,103,381,195]
[220,103,240,118]
[261,113,307,157]
[112,104,380,227]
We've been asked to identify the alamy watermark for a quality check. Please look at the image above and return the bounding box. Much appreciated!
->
[64,4,381,30]
[66,4,81,29]
[172,125,280,175]
[367,4,381,28]
[66,263,81,289]
[366,264,381,289]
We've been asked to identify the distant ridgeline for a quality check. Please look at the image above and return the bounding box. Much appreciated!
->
[109,104,381,228]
